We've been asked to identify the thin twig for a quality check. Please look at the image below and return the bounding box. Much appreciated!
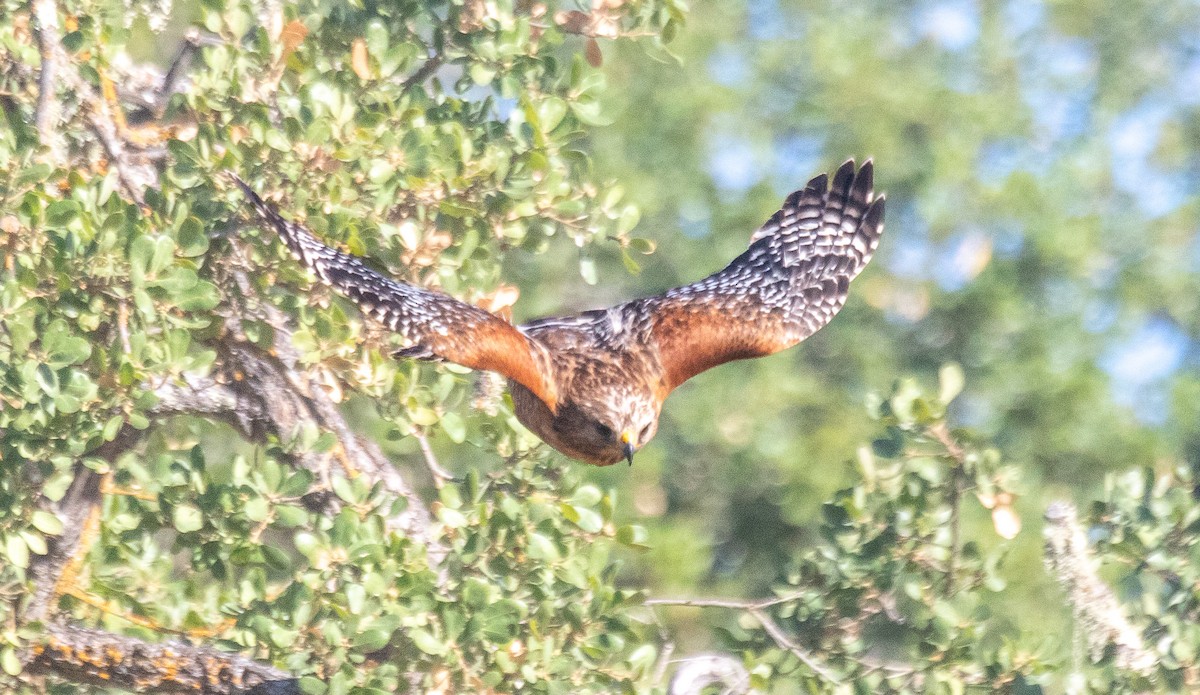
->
[414,429,456,487]
[644,592,803,610]
[400,53,443,91]
[646,593,840,685]
[746,607,840,684]
[116,299,132,355]
[928,422,965,595]
[648,610,676,687]
[81,102,149,205]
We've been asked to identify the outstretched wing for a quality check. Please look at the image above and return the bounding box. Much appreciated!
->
[635,159,885,392]
[230,176,559,410]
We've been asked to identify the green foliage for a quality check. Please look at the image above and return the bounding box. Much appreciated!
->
[100,446,655,693]
[1081,466,1200,692]
[711,377,1041,693]
[1,0,683,691]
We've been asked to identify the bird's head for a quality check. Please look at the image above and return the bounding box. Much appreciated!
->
[551,393,659,467]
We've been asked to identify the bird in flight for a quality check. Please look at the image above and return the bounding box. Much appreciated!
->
[231,159,885,466]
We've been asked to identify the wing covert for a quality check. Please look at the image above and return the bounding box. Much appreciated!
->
[231,176,560,411]
[640,159,885,392]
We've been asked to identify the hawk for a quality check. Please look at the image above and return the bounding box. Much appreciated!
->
[231,159,885,466]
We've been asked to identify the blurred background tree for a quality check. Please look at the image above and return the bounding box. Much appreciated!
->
[2,0,1200,693]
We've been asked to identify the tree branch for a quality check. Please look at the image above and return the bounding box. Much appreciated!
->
[20,431,304,694]
[928,422,965,594]
[30,0,65,163]
[747,606,841,684]
[25,622,299,695]
[400,53,443,92]
[215,254,444,562]
[1043,501,1155,675]
[413,429,456,487]
[24,466,105,626]
[646,593,840,684]
[644,592,803,610]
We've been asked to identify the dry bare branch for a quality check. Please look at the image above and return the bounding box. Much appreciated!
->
[1043,501,1156,675]
[647,593,840,685]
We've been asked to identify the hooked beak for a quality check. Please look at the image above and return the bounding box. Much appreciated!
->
[620,431,635,467]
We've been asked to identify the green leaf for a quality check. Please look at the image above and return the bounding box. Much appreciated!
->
[149,235,177,274]
[20,529,47,555]
[172,504,204,533]
[1,647,20,676]
[440,411,467,443]
[148,266,198,294]
[525,532,559,561]
[34,364,60,396]
[627,643,657,674]
[42,321,92,367]
[279,470,314,497]
[408,406,439,426]
[294,531,319,559]
[570,485,602,507]
[536,97,568,132]
[353,627,391,652]
[177,216,209,256]
[270,627,300,648]
[938,362,965,404]
[331,475,358,503]
[14,163,53,188]
[480,599,523,641]
[872,428,904,458]
[245,496,270,522]
[438,507,468,528]
[45,199,81,227]
[616,205,640,235]
[173,280,220,311]
[103,415,124,440]
[561,503,603,533]
[409,628,448,656]
[4,534,29,569]
[570,97,613,126]
[276,504,309,527]
[621,248,641,275]
[265,129,290,151]
[31,510,64,535]
[628,236,656,254]
[469,63,496,86]
[579,253,598,285]
[346,584,366,615]
[615,524,650,549]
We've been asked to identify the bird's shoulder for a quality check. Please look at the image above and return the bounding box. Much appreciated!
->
[519,302,654,350]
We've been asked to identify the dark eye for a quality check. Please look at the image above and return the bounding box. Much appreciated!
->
[595,423,614,440]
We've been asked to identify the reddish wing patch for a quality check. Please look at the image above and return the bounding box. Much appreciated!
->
[650,301,793,392]
[436,318,560,411]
